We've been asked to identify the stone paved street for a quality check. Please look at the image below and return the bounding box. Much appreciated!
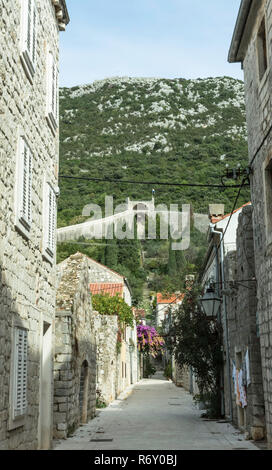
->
[53,373,259,450]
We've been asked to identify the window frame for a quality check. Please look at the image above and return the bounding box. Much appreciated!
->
[257,16,268,83]
[20,0,37,83]
[46,49,59,133]
[8,324,28,431]
[263,157,272,248]
[42,180,56,264]
[15,135,33,239]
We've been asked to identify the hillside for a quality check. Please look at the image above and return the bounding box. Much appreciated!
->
[58,76,249,228]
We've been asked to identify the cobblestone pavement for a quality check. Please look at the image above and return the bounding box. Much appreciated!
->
[53,373,259,450]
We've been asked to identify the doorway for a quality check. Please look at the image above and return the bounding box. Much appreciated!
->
[38,321,52,449]
[79,360,89,424]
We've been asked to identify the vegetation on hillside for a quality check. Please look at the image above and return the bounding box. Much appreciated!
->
[57,76,250,305]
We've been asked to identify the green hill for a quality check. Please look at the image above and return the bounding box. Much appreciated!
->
[58,76,249,228]
[57,76,250,305]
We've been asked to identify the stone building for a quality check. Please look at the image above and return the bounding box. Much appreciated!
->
[0,0,69,449]
[54,253,96,439]
[87,256,138,400]
[229,0,272,447]
[201,203,252,418]
[156,292,183,327]
[224,206,265,440]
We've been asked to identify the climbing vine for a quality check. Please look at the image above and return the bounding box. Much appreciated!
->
[92,293,134,353]
[137,324,165,358]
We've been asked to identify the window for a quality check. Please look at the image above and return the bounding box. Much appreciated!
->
[264,160,272,246]
[43,182,56,262]
[15,136,32,237]
[257,18,268,81]
[20,0,37,82]
[13,328,28,420]
[46,51,58,132]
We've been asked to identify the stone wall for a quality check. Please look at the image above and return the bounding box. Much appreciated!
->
[92,313,118,405]
[92,315,138,404]
[240,0,272,447]
[172,362,191,392]
[0,0,62,450]
[224,206,265,440]
[54,253,97,439]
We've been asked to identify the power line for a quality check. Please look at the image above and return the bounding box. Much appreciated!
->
[200,176,248,283]
[59,174,250,189]
[249,121,272,169]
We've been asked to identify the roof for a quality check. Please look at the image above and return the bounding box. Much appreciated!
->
[210,202,251,224]
[84,254,125,279]
[52,0,70,30]
[157,293,184,304]
[90,283,124,297]
[228,0,262,63]
[132,308,146,319]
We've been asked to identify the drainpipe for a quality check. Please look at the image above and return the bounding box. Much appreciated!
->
[210,224,233,422]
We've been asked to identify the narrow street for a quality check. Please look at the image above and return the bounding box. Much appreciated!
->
[54,373,258,451]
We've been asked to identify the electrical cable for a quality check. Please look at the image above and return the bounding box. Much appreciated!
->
[59,174,250,189]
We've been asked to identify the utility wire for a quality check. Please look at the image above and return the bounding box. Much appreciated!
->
[249,121,272,169]
[59,174,250,189]
[200,176,248,284]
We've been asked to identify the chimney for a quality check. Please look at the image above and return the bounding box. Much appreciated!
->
[209,204,224,221]
[185,274,195,288]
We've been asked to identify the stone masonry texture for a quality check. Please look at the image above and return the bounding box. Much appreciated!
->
[224,206,266,440]
[54,253,97,439]
[0,0,61,450]
[238,0,272,447]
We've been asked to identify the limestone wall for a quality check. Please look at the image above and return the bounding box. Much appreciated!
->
[241,0,272,446]
[92,313,118,405]
[224,206,265,440]
[0,0,61,450]
[54,253,97,439]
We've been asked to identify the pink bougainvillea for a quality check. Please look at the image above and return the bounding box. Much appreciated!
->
[137,324,165,357]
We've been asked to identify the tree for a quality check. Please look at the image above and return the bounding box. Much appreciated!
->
[167,240,177,276]
[105,230,118,270]
[169,284,223,418]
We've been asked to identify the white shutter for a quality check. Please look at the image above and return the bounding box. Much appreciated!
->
[44,183,56,258]
[21,0,37,80]
[13,328,28,419]
[18,137,32,230]
[46,51,58,131]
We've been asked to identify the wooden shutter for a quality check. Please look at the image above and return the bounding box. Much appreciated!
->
[45,183,56,258]
[18,137,32,230]
[47,51,58,130]
[21,0,37,78]
[13,328,28,419]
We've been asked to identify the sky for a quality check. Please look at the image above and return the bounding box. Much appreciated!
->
[60,0,243,88]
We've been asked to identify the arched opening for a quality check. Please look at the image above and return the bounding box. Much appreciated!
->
[133,203,149,212]
[79,360,89,424]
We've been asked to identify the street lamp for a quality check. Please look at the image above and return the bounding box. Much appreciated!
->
[199,286,221,318]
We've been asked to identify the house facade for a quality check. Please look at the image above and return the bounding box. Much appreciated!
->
[87,256,138,402]
[201,203,254,420]
[229,0,272,447]
[224,206,265,441]
[54,253,96,440]
[0,0,69,449]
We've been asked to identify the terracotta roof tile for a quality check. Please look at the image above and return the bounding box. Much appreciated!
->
[156,293,184,304]
[211,202,251,224]
[90,283,124,296]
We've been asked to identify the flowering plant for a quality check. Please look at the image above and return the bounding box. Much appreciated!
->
[137,324,165,357]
